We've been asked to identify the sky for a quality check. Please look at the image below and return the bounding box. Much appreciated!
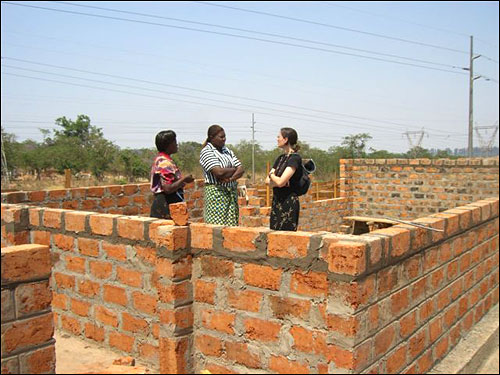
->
[1,1,499,153]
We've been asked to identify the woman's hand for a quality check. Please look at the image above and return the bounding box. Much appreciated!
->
[183,174,194,183]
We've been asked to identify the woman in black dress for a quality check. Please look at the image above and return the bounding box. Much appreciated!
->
[265,128,303,231]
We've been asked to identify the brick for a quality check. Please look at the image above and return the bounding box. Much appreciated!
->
[195,334,223,357]
[15,281,52,316]
[158,280,192,304]
[78,238,100,257]
[54,272,75,290]
[61,315,81,335]
[417,350,433,373]
[169,202,188,225]
[222,227,264,252]
[435,336,449,360]
[328,241,366,275]
[190,223,215,249]
[117,217,146,240]
[90,260,112,279]
[399,311,417,338]
[29,207,42,226]
[429,316,443,343]
[267,231,312,258]
[228,288,262,312]
[204,363,236,374]
[269,295,311,320]
[386,345,407,374]
[117,266,143,288]
[102,242,127,262]
[159,306,193,330]
[135,245,157,265]
[28,191,47,202]
[139,343,159,361]
[132,292,157,315]
[1,244,51,284]
[290,270,327,297]
[225,341,261,369]
[85,323,105,342]
[123,184,138,195]
[54,234,75,252]
[2,313,54,354]
[243,263,282,290]
[51,292,68,311]
[153,226,188,250]
[374,324,396,357]
[65,211,88,232]
[71,298,91,317]
[88,187,105,197]
[202,309,235,334]
[195,280,216,304]
[327,314,360,337]
[78,279,100,297]
[43,209,62,229]
[327,344,355,370]
[269,355,310,374]
[160,337,189,374]
[66,255,86,274]
[19,344,56,374]
[244,318,281,342]
[103,284,128,306]
[155,256,192,281]
[409,329,427,358]
[89,214,116,235]
[95,306,119,327]
[391,287,409,315]
[122,312,149,333]
[109,332,134,353]
[377,227,411,258]
[290,325,327,356]
[200,256,234,278]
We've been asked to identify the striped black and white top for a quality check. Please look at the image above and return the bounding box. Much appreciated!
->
[200,142,242,188]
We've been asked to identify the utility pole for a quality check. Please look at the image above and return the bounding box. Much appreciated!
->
[1,129,10,185]
[251,113,255,184]
[475,123,499,157]
[467,36,482,158]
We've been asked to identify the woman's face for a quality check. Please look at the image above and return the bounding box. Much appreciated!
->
[277,132,288,149]
[166,138,178,154]
[211,130,226,148]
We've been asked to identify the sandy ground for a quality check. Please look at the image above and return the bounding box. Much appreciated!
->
[477,343,500,374]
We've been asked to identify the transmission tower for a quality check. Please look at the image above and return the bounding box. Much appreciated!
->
[403,129,428,149]
[475,122,499,157]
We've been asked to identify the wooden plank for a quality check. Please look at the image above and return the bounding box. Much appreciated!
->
[343,216,398,225]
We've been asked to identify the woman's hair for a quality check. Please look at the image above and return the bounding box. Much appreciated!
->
[280,127,300,152]
[202,124,224,147]
[155,130,176,153]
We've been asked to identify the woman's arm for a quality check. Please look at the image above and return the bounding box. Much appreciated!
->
[270,166,296,188]
[210,166,237,180]
[228,165,245,181]
[265,168,277,187]
[161,175,194,194]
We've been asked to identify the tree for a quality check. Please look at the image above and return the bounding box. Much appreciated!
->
[118,149,150,182]
[406,146,432,159]
[54,115,102,145]
[340,133,373,158]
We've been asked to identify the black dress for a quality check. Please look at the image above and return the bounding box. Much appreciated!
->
[270,153,303,231]
[150,190,184,219]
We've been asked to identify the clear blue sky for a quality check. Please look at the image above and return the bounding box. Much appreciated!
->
[1,1,499,153]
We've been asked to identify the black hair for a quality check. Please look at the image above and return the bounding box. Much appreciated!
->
[155,130,176,153]
[202,124,224,147]
[280,127,300,152]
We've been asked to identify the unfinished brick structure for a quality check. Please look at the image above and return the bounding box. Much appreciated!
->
[1,157,498,374]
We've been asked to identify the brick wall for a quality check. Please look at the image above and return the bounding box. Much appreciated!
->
[1,244,55,374]
[1,180,206,221]
[340,158,499,219]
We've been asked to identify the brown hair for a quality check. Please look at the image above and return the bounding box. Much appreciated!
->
[281,127,300,152]
[202,124,224,147]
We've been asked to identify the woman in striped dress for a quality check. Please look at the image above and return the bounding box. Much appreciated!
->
[199,124,244,226]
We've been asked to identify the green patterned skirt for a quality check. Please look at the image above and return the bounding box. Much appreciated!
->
[204,184,239,226]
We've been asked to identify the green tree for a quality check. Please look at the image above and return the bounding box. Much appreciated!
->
[406,146,432,159]
[119,149,150,182]
[340,133,373,158]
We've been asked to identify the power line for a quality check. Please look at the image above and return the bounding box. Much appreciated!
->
[49,1,464,70]
[194,1,469,54]
[3,56,459,131]
[1,2,467,75]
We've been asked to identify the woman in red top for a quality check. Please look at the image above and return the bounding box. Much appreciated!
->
[150,130,194,219]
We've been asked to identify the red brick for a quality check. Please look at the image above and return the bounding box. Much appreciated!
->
[90,260,112,279]
[89,214,115,235]
[109,332,134,353]
[328,241,367,275]
[155,256,192,281]
[404,256,421,280]
[430,268,445,290]
[2,313,54,355]
[122,312,149,333]
[95,306,119,327]
[391,287,409,315]
[152,225,188,250]
[159,306,193,330]
[85,323,105,342]
[65,211,87,232]
[444,304,458,328]
[374,324,396,357]
[169,202,188,225]
[160,337,189,374]
[419,299,435,322]
[79,238,100,257]
[290,326,327,356]
[269,295,311,320]
[65,255,86,274]
[409,329,427,358]
[12,282,49,321]
[225,341,261,369]
[54,234,75,252]
[132,292,157,315]
[71,298,90,317]
[54,272,75,290]
[386,345,407,374]
[195,280,216,304]
[20,344,56,374]
[199,256,234,278]
[195,334,223,357]
[52,292,68,310]
[327,344,355,370]
[1,244,51,283]
[269,355,310,374]
[222,227,264,252]
[243,263,282,290]
[158,280,191,304]
[102,242,127,262]
[61,314,81,335]
[135,245,157,265]
[244,318,281,342]
[78,279,100,297]
[117,217,145,240]
[435,336,449,359]
[399,311,417,338]
[375,227,410,257]
[190,223,214,249]
[29,208,41,226]
[228,288,262,312]
[117,266,143,288]
[87,187,105,197]
[268,231,311,258]
[123,184,138,195]
[139,343,159,361]
[103,284,128,306]
[290,270,327,297]
[28,191,47,202]
[327,314,360,337]
[43,209,62,229]
[204,363,236,374]
[202,309,235,334]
